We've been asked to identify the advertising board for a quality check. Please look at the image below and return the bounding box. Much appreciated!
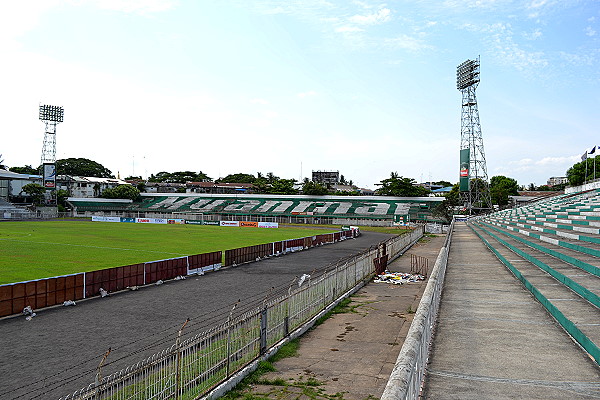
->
[135,218,168,224]
[167,219,185,224]
[91,216,121,222]
[258,222,278,228]
[43,163,56,189]
[220,221,240,227]
[460,148,470,192]
[239,221,258,228]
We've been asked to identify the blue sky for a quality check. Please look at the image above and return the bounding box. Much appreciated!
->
[1,0,598,188]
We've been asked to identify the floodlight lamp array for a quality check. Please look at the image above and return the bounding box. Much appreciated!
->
[39,105,64,123]
[456,59,480,90]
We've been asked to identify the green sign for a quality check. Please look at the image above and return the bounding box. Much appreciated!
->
[459,148,470,192]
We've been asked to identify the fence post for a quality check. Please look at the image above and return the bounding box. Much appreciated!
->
[225,300,239,378]
[94,348,111,400]
[260,287,273,355]
[285,277,296,336]
[175,318,190,400]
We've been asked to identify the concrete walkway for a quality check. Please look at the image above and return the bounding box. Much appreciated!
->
[422,222,600,399]
[242,234,446,399]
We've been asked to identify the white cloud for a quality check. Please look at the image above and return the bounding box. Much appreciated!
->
[585,26,597,37]
[297,90,318,98]
[71,0,177,15]
[481,23,548,71]
[505,155,580,174]
[559,51,596,67]
[335,26,365,33]
[524,28,543,40]
[385,34,432,52]
[251,98,269,105]
[348,7,391,25]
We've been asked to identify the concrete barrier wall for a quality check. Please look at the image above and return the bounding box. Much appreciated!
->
[381,220,454,400]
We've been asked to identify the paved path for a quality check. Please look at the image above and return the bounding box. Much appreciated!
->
[0,231,392,400]
[242,233,446,399]
[422,222,600,399]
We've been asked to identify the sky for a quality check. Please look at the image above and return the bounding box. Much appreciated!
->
[1,0,599,189]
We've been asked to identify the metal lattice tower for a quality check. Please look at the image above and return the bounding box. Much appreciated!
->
[457,57,492,214]
[40,105,63,165]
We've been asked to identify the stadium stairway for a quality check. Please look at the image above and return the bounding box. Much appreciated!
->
[469,189,600,364]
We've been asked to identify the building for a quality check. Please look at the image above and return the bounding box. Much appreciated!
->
[186,182,254,194]
[312,171,339,185]
[547,176,568,187]
[0,169,41,202]
[57,176,130,198]
[144,181,187,194]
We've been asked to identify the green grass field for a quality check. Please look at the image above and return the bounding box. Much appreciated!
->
[0,220,336,285]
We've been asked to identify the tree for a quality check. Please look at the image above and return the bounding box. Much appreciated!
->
[21,183,45,205]
[9,165,38,175]
[433,180,453,187]
[269,178,298,195]
[302,181,329,195]
[56,158,113,178]
[0,154,5,169]
[217,173,256,184]
[567,157,598,186]
[433,184,460,222]
[101,184,140,200]
[376,172,430,197]
[56,189,70,212]
[489,175,519,206]
[149,171,211,183]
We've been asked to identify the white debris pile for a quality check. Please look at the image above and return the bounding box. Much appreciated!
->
[22,306,36,320]
[374,271,425,285]
[63,300,76,306]
[99,288,109,297]
[298,274,311,287]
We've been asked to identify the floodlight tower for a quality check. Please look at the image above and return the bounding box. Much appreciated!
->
[456,57,492,214]
[39,105,64,199]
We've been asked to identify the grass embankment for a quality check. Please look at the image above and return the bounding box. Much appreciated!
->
[0,220,336,284]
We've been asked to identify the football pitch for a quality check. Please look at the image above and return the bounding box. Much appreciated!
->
[0,220,336,285]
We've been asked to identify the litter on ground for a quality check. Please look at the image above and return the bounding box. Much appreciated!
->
[374,271,425,285]
[22,306,36,320]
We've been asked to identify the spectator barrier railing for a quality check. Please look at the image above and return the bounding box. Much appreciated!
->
[57,227,424,400]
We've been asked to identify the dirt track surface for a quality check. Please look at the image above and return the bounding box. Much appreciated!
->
[0,231,392,400]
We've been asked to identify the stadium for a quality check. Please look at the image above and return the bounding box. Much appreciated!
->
[1,7,599,398]
[1,64,599,398]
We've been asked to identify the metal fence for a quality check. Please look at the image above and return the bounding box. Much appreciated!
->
[381,218,454,400]
[59,227,424,400]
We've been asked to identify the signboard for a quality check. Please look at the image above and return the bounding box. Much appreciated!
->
[185,220,220,225]
[92,216,121,222]
[220,221,240,227]
[135,218,167,224]
[258,222,278,228]
[167,219,185,224]
[240,221,258,228]
[459,148,470,192]
[43,163,56,189]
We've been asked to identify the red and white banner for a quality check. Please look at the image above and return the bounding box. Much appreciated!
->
[220,221,240,227]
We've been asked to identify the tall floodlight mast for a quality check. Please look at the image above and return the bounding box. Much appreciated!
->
[39,105,64,202]
[457,57,492,214]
